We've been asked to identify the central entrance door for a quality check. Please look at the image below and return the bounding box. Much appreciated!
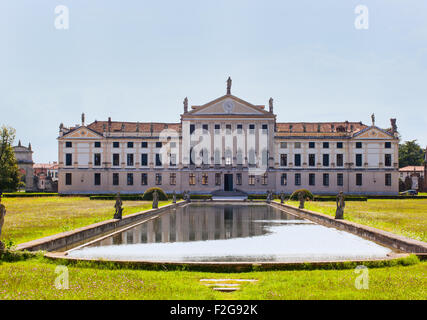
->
[224,174,233,191]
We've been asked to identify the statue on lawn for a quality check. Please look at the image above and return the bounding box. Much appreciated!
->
[335,192,345,220]
[114,193,123,219]
[172,191,176,204]
[152,190,159,209]
[280,192,285,204]
[0,195,6,252]
[298,191,305,209]
[266,190,271,204]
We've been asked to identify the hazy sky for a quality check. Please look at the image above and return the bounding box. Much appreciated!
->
[1,0,426,163]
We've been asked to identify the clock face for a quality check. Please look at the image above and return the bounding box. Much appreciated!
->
[223,100,234,113]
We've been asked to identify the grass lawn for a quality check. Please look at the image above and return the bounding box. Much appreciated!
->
[0,196,426,300]
[0,256,425,300]
[0,197,172,245]
[283,199,427,242]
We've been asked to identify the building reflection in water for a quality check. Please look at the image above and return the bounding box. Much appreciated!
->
[95,204,301,247]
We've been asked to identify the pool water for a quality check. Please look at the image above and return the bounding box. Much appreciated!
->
[67,203,392,262]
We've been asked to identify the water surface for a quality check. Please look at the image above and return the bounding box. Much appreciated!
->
[68,203,392,262]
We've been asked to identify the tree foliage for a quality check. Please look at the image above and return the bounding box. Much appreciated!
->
[398,140,425,168]
[0,126,20,192]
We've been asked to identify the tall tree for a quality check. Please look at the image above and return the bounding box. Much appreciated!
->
[399,140,425,168]
[0,126,20,192]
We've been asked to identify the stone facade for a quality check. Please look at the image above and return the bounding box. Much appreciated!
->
[13,141,35,192]
[57,83,399,195]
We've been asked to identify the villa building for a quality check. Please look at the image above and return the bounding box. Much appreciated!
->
[57,80,400,195]
[13,141,35,192]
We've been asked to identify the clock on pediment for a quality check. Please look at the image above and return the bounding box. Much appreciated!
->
[223,100,234,113]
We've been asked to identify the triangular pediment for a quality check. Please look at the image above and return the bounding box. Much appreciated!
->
[188,95,270,116]
[353,126,394,139]
[61,126,103,139]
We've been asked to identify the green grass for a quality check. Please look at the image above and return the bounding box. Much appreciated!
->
[0,256,425,300]
[283,199,427,242]
[0,197,172,245]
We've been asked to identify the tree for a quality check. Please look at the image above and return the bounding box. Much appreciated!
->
[0,126,20,192]
[399,140,425,168]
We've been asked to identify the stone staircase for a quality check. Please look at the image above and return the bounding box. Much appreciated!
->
[211,189,248,201]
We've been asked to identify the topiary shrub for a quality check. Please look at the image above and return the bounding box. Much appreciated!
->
[290,189,314,201]
[141,187,168,201]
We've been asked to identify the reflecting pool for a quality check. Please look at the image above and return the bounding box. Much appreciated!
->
[67,203,392,262]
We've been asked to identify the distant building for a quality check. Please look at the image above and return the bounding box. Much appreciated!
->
[399,166,424,190]
[34,162,59,192]
[424,147,427,192]
[13,141,35,191]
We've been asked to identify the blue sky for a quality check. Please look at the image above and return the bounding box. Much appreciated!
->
[1,0,426,163]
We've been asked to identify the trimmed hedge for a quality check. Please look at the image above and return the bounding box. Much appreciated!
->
[313,196,367,202]
[141,187,168,201]
[2,193,59,198]
[90,194,143,200]
[290,189,314,201]
[189,194,212,200]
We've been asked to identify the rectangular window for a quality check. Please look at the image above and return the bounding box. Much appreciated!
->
[202,124,209,134]
[127,142,134,148]
[294,142,301,149]
[280,142,288,149]
[190,124,195,135]
[113,142,120,148]
[94,142,101,148]
[336,154,344,167]
[141,142,148,148]
[323,173,329,186]
[169,154,176,166]
[356,173,363,186]
[127,173,134,186]
[155,154,162,166]
[356,154,363,167]
[202,173,208,185]
[141,154,148,166]
[215,173,221,185]
[141,173,147,185]
[280,154,287,166]
[281,173,287,186]
[262,173,268,185]
[295,173,301,186]
[226,124,232,134]
[113,154,120,166]
[309,173,315,186]
[237,124,243,134]
[249,124,255,134]
[65,141,72,148]
[113,173,119,186]
[189,173,196,185]
[337,142,343,149]
[262,124,268,134]
[155,142,162,148]
[248,175,255,185]
[127,154,134,166]
[309,154,316,167]
[385,173,392,186]
[170,173,176,185]
[323,142,329,149]
[214,124,220,134]
[65,153,72,166]
[94,173,101,186]
[309,142,315,149]
[337,173,344,186]
[294,154,301,167]
[236,173,242,185]
[65,173,72,185]
[385,154,392,167]
[356,142,362,149]
[323,154,329,167]
[385,142,391,149]
[94,153,101,166]
[155,173,162,185]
